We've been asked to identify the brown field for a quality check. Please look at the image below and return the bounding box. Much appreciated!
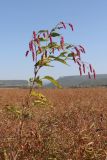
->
[0,88,107,160]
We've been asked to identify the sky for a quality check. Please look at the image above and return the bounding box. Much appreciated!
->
[0,0,107,80]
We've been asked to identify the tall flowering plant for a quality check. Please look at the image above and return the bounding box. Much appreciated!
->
[26,21,96,88]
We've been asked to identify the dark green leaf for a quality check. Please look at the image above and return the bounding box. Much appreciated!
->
[67,53,78,57]
[59,51,68,57]
[35,60,43,67]
[50,32,60,37]
[38,30,48,33]
[66,45,73,49]
[39,38,48,42]
[67,53,73,57]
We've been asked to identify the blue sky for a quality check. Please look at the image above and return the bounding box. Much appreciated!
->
[0,0,107,80]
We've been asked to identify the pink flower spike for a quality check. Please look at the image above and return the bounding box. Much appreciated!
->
[88,72,91,79]
[93,69,96,79]
[49,34,52,44]
[25,50,29,57]
[83,64,85,73]
[38,46,42,53]
[35,38,40,45]
[79,45,85,53]
[52,48,54,53]
[74,47,80,57]
[32,51,35,61]
[43,33,46,38]
[77,60,81,66]
[79,67,82,76]
[33,31,36,40]
[57,47,60,51]
[60,36,64,50]
[89,64,93,73]
[69,23,74,31]
[61,36,64,43]
[60,21,66,29]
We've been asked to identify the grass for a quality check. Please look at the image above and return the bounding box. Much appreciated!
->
[0,88,107,159]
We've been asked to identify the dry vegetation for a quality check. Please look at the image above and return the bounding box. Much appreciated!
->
[0,88,107,160]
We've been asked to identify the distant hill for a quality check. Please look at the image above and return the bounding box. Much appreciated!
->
[0,80,28,88]
[45,74,107,88]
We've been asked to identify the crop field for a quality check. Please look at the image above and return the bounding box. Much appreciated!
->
[0,88,107,160]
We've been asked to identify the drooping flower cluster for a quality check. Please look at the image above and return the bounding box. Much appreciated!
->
[25,21,96,79]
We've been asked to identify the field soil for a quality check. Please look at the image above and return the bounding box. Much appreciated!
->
[0,88,107,160]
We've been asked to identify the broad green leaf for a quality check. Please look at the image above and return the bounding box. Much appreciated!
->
[35,60,42,67]
[54,57,68,65]
[35,59,51,67]
[59,51,68,57]
[50,32,60,37]
[41,46,49,50]
[67,53,73,57]
[38,30,48,33]
[43,63,54,67]
[49,55,56,59]
[42,76,62,88]
[39,37,48,42]
[48,42,59,48]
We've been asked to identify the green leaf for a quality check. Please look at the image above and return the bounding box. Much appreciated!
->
[35,60,42,67]
[42,76,62,88]
[39,37,48,42]
[50,32,60,37]
[66,45,73,49]
[43,63,54,67]
[41,46,48,50]
[48,42,59,48]
[67,53,78,57]
[49,55,56,59]
[38,30,48,33]
[67,53,73,57]
[59,51,68,57]
[36,50,41,55]
[54,57,68,65]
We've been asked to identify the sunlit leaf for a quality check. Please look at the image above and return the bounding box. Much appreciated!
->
[48,42,59,48]
[54,57,68,65]
[43,63,54,67]
[42,76,62,88]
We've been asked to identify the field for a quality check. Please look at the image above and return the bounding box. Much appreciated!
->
[0,88,107,160]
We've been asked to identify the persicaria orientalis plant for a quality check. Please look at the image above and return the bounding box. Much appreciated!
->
[26,21,96,88]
